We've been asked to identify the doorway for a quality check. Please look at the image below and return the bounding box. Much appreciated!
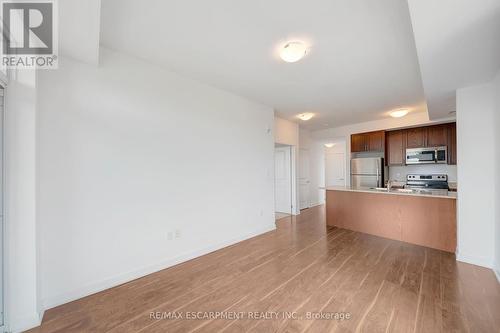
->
[274,144,293,220]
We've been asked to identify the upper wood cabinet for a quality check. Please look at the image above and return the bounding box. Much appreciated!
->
[367,131,385,152]
[448,123,457,165]
[385,122,457,165]
[427,125,448,147]
[386,130,405,165]
[351,131,384,153]
[352,123,456,165]
[351,133,367,152]
[406,127,427,148]
[406,124,451,148]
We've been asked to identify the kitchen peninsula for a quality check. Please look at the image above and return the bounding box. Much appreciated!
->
[326,187,456,252]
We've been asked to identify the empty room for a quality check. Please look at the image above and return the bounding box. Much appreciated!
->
[1,0,500,332]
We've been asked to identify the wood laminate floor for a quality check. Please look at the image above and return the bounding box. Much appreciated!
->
[275,212,291,221]
[27,206,499,333]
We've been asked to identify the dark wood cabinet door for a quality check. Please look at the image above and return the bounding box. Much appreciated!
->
[351,134,366,152]
[448,123,457,165]
[427,125,448,147]
[406,127,427,148]
[386,130,405,165]
[367,131,385,152]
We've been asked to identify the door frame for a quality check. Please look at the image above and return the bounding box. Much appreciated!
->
[274,145,293,215]
[274,143,299,216]
[298,148,310,210]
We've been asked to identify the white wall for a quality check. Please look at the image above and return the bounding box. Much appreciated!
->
[456,82,496,268]
[59,0,101,65]
[36,48,275,309]
[274,117,299,146]
[494,70,500,280]
[4,70,41,332]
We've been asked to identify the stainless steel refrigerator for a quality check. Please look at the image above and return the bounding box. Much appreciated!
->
[351,157,385,188]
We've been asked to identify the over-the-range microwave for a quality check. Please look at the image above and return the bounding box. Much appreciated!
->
[406,146,447,164]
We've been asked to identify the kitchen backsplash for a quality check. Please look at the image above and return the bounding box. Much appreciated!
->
[389,165,458,182]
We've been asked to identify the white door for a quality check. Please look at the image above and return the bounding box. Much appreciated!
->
[274,147,291,213]
[325,151,346,187]
[299,149,310,210]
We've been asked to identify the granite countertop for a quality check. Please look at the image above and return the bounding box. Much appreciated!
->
[325,186,457,199]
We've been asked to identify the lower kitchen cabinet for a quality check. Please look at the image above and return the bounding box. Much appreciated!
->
[326,189,457,253]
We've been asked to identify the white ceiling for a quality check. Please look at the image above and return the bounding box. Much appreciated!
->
[100,0,427,130]
[408,0,500,119]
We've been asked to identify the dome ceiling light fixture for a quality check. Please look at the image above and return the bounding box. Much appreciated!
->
[324,143,335,148]
[389,109,409,118]
[280,41,308,63]
[297,112,314,121]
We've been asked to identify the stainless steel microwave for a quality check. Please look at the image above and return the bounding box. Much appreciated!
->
[406,146,447,164]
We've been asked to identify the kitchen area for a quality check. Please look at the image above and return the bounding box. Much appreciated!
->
[326,122,458,252]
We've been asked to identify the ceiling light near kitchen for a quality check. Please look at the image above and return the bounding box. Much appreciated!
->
[324,143,335,148]
[280,42,307,63]
[297,113,314,121]
[390,109,409,118]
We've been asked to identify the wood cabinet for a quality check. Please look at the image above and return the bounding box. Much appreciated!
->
[326,189,457,253]
[367,131,385,152]
[448,123,457,165]
[406,124,451,148]
[384,122,457,165]
[351,131,384,153]
[427,125,448,147]
[353,123,456,165]
[406,127,427,148]
[386,130,405,165]
[351,133,367,152]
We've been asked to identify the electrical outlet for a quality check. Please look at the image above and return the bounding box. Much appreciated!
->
[175,229,181,239]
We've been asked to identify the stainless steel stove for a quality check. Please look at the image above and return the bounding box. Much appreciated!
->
[406,174,449,190]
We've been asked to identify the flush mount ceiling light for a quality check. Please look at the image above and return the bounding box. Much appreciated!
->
[390,109,409,118]
[297,113,314,121]
[324,143,335,148]
[280,42,307,63]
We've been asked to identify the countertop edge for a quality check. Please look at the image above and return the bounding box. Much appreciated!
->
[325,187,457,200]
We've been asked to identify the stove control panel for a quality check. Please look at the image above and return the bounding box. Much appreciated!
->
[407,174,448,181]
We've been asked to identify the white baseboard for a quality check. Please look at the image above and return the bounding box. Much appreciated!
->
[456,252,493,269]
[42,224,276,310]
[8,310,44,333]
[308,202,325,208]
